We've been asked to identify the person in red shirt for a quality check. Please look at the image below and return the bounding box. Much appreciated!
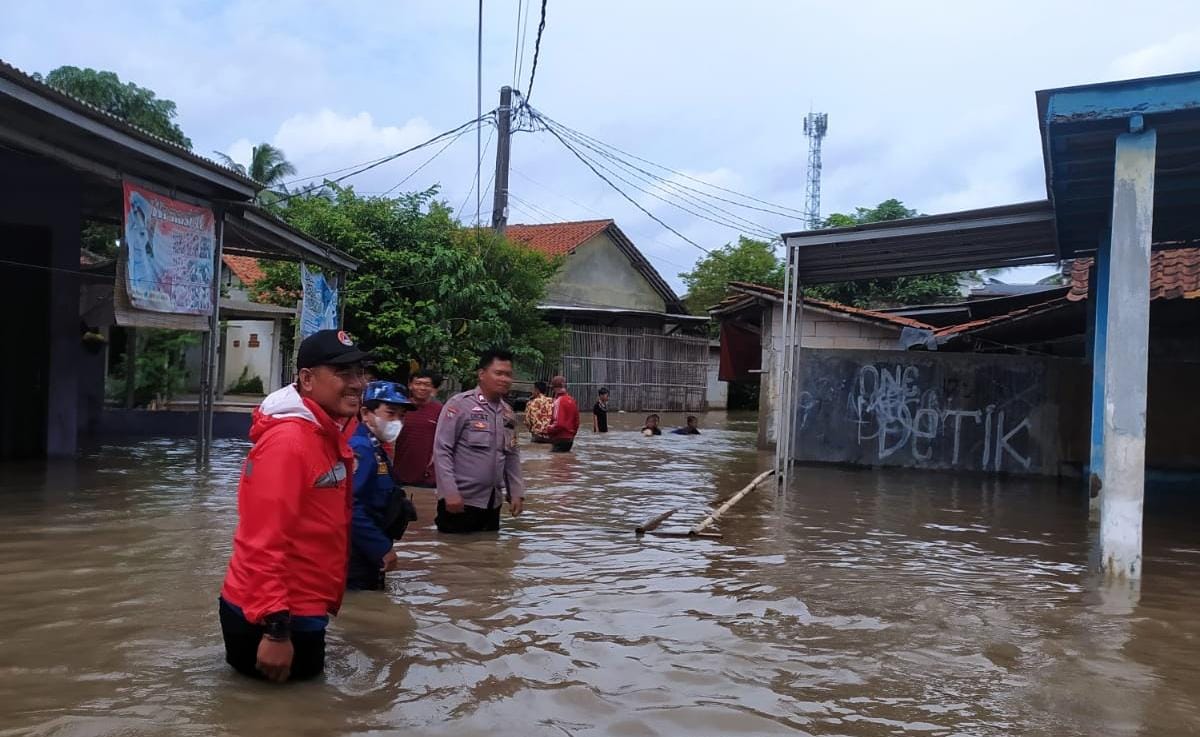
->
[392,370,443,488]
[544,375,580,453]
[218,329,368,683]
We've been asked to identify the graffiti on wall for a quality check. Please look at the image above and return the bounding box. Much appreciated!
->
[846,364,1033,471]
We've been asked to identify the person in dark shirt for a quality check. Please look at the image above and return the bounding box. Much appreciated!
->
[672,415,701,435]
[592,388,610,433]
[393,370,443,487]
[641,414,662,436]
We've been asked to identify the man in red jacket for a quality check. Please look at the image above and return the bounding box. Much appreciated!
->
[544,375,580,453]
[218,329,368,683]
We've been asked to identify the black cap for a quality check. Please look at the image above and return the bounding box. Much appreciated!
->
[297,329,370,369]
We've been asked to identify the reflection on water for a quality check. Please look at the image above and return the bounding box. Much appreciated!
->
[0,412,1198,736]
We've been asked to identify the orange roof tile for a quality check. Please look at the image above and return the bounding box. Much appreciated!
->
[1069,247,1200,301]
[505,219,613,257]
[223,255,266,287]
[718,281,934,331]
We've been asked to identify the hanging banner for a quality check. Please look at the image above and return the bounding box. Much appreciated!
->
[300,263,339,338]
[122,181,215,315]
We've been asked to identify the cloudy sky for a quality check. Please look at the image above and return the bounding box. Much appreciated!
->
[5,1,1200,290]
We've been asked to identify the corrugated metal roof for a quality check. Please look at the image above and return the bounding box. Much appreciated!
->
[0,58,261,191]
[780,201,1059,284]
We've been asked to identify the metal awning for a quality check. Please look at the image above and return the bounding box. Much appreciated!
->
[1038,70,1200,258]
[539,303,710,322]
[219,298,297,320]
[780,201,1059,283]
[222,204,359,272]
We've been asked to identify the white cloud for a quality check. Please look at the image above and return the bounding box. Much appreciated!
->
[1112,29,1200,78]
[270,110,436,175]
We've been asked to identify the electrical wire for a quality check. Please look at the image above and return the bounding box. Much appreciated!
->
[548,121,780,240]
[476,0,484,226]
[530,110,775,241]
[267,115,491,206]
[525,0,548,102]
[380,120,478,197]
[536,117,711,255]
[534,109,809,220]
[459,123,497,218]
[511,0,526,89]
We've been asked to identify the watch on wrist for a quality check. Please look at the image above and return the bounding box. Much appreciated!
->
[262,611,291,642]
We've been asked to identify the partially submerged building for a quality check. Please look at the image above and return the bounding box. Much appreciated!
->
[0,59,357,462]
[506,219,711,412]
[763,70,1200,578]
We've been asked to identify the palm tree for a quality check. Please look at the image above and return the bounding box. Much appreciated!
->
[214,143,297,203]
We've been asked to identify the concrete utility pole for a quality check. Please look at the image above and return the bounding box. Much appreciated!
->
[491,86,513,235]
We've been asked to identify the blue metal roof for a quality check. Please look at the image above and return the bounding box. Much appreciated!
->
[1037,70,1200,258]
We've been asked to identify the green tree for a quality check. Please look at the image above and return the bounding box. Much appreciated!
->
[809,199,964,308]
[253,185,561,381]
[214,143,298,202]
[679,236,785,315]
[36,66,191,148]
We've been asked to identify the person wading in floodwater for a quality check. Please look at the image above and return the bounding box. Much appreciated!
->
[592,387,610,434]
[218,329,369,683]
[348,381,417,592]
[392,370,443,488]
[433,348,525,533]
[544,375,580,453]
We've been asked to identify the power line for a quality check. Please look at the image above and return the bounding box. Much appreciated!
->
[532,112,776,241]
[514,0,534,91]
[511,0,525,89]
[268,116,490,206]
[548,120,780,240]
[380,120,478,197]
[476,0,484,226]
[525,0,548,102]
[535,115,711,255]
[535,110,809,219]
[459,123,497,218]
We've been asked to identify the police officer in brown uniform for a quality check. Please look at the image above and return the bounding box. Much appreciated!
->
[432,348,525,533]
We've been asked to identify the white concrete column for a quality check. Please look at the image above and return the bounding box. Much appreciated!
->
[1099,124,1156,579]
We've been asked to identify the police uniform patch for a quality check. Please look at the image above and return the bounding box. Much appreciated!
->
[377,461,389,475]
[471,420,489,430]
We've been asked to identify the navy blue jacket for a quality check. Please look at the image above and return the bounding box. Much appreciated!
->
[349,423,397,577]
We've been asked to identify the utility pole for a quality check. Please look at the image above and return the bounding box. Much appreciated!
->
[491,85,513,235]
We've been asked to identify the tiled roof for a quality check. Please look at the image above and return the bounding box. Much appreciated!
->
[715,281,934,331]
[223,255,267,287]
[1068,247,1200,301]
[505,219,613,257]
[933,296,1074,339]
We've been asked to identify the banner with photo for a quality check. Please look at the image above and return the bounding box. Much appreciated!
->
[300,263,339,338]
[122,181,215,315]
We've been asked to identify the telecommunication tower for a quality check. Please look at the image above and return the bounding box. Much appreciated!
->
[803,112,828,230]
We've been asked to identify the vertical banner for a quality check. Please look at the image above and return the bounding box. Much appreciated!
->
[122,181,215,314]
[300,263,339,338]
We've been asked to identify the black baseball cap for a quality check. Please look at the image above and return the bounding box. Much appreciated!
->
[297,329,371,369]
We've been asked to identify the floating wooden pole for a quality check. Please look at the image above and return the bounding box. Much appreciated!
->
[648,528,723,539]
[635,508,678,535]
[689,469,775,537]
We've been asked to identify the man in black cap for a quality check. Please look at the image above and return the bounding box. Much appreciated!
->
[219,329,369,683]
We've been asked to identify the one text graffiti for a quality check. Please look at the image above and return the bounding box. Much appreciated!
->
[847,364,1032,471]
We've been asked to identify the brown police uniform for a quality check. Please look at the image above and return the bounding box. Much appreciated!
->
[432,389,525,533]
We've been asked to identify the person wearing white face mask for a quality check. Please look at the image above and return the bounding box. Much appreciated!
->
[347,381,417,591]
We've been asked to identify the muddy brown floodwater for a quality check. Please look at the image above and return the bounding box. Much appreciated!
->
[1,411,1198,736]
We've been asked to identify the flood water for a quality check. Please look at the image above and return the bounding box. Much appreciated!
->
[1,411,1198,736]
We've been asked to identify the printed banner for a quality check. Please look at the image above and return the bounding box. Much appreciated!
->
[300,263,339,338]
[122,181,215,315]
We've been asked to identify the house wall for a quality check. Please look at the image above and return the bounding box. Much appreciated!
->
[0,152,81,459]
[757,303,907,449]
[224,320,278,393]
[706,344,728,410]
[548,232,667,313]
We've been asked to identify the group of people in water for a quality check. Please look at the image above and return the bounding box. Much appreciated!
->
[217,329,705,683]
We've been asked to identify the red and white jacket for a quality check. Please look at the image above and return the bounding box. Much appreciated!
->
[220,385,357,623]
